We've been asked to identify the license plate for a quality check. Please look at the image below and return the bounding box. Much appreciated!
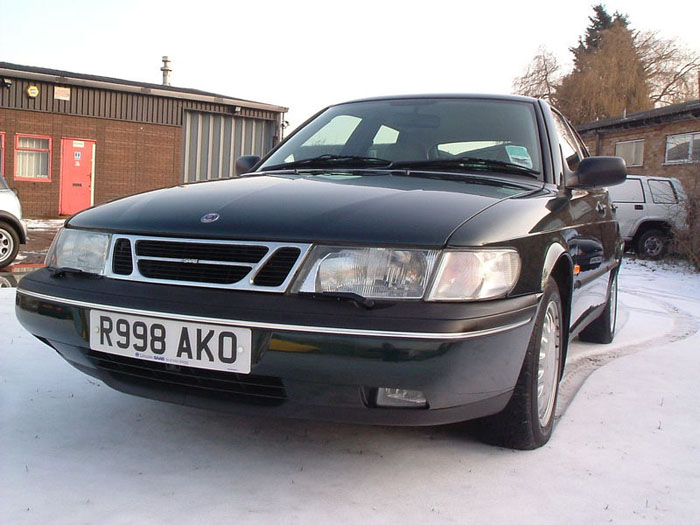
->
[89,310,252,374]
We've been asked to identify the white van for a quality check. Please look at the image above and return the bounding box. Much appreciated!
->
[608,175,686,259]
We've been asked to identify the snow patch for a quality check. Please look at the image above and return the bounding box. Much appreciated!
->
[2,261,699,523]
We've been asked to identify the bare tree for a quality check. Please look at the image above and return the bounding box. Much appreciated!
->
[636,31,700,105]
[512,48,561,102]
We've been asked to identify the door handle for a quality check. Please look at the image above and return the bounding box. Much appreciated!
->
[634,204,644,210]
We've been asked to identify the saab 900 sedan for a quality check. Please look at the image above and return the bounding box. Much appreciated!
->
[16,95,626,449]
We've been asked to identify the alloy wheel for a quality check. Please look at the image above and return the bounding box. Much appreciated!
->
[537,299,561,427]
[0,228,13,264]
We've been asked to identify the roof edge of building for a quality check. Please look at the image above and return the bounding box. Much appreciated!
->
[577,99,700,134]
[0,62,288,114]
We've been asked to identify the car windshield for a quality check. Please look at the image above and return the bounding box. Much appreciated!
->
[260,98,543,177]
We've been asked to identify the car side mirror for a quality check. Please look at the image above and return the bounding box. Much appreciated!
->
[235,155,261,176]
[566,156,627,189]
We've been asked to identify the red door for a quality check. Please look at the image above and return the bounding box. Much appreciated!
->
[60,138,95,215]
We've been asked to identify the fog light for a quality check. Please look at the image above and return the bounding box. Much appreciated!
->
[376,388,427,408]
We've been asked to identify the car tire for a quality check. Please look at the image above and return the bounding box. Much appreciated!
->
[579,271,618,344]
[475,278,563,450]
[0,222,20,270]
[637,229,668,260]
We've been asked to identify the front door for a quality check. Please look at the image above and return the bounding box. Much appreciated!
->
[60,138,95,215]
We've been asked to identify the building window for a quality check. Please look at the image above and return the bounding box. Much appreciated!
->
[665,132,700,164]
[615,139,644,167]
[15,134,52,181]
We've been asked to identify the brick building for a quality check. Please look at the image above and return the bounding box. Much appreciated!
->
[0,61,287,218]
[577,100,700,190]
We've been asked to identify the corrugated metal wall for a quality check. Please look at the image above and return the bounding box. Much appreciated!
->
[182,111,276,182]
[0,76,280,126]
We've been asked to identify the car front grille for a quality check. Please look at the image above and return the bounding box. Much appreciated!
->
[106,235,311,292]
[138,259,252,284]
[252,247,303,287]
[136,240,269,263]
[89,350,287,406]
[112,238,133,274]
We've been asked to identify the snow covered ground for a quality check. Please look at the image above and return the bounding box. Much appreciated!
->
[1,259,699,524]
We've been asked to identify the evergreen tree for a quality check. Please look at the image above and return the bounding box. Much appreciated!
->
[571,4,629,70]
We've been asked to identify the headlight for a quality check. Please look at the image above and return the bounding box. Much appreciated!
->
[292,246,520,301]
[46,228,112,275]
[426,249,520,301]
[292,246,440,299]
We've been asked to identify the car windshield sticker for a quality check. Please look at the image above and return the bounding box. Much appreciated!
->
[505,145,533,169]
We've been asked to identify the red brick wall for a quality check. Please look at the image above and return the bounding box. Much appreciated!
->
[580,119,700,190]
[0,108,182,217]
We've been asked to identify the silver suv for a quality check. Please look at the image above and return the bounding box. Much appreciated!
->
[608,175,686,259]
[0,175,26,269]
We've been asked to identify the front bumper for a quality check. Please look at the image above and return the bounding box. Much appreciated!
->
[16,269,539,426]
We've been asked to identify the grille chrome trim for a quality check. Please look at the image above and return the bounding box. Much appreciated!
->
[103,235,312,293]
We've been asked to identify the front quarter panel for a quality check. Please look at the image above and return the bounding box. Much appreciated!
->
[447,183,619,329]
[447,186,571,296]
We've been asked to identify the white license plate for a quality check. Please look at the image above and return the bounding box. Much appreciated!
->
[89,310,252,374]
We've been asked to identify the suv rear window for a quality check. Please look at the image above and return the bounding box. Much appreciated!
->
[648,179,678,204]
[608,178,644,203]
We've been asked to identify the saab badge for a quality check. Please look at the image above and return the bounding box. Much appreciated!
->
[201,213,220,223]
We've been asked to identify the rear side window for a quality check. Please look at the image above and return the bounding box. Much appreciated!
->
[608,178,644,203]
[648,179,678,204]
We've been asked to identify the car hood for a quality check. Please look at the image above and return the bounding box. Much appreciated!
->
[68,172,535,246]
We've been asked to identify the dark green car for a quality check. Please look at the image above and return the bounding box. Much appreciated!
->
[16,95,626,449]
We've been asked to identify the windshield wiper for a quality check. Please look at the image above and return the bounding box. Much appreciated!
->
[390,157,540,177]
[299,291,376,309]
[48,267,102,279]
[262,154,392,171]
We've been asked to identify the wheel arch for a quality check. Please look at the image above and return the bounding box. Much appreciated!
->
[0,212,26,244]
[631,220,672,245]
[541,242,573,372]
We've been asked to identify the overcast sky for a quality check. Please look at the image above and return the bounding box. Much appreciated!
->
[1,0,698,130]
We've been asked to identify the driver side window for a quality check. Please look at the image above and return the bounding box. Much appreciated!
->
[552,112,583,171]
